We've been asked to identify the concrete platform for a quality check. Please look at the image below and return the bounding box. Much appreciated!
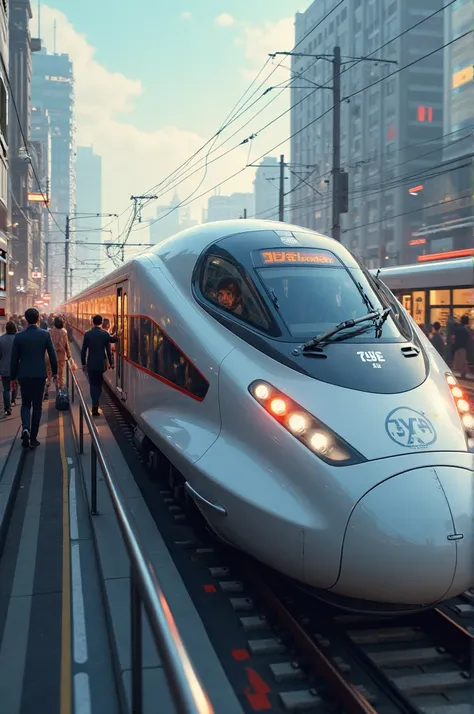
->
[0,388,24,557]
[69,354,244,714]
[0,397,119,713]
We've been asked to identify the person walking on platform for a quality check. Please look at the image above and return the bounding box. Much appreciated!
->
[0,320,18,416]
[49,316,72,388]
[10,307,58,449]
[81,314,117,417]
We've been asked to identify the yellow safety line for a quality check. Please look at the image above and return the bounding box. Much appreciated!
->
[59,412,72,714]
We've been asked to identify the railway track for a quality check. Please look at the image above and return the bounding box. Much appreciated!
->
[200,556,474,714]
[102,386,474,714]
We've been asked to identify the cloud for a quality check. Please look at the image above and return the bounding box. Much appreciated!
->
[180,11,192,20]
[236,17,295,82]
[214,13,235,27]
[38,7,249,235]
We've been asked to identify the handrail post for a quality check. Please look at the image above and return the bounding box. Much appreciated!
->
[131,571,143,714]
[79,405,84,454]
[71,370,75,403]
[66,362,70,390]
[91,445,98,515]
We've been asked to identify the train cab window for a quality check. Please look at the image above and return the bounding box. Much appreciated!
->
[258,262,408,342]
[201,255,269,330]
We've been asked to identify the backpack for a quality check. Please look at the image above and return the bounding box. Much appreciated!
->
[55,387,70,412]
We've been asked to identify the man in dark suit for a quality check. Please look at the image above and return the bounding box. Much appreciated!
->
[10,307,58,449]
[80,314,118,416]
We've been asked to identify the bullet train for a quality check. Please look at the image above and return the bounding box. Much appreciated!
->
[60,220,474,613]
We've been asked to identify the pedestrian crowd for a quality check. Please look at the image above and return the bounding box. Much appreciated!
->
[0,308,118,449]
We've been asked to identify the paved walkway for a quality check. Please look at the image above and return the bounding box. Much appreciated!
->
[0,397,119,713]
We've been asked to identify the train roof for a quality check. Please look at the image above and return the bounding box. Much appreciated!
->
[374,257,474,290]
[150,219,348,261]
[63,220,358,304]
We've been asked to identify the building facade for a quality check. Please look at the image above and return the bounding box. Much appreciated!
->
[0,0,8,322]
[8,0,41,312]
[290,0,445,268]
[73,146,102,294]
[412,0,473,259]
[253,157,288,220]
[204,192,253,222]
[30,104,51,304]
[149,193,181,247]
[31,49,75,304]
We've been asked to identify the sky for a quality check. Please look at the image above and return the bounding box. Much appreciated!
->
[37,1,306,241]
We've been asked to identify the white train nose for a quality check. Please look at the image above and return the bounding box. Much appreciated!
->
[431,466,474,600]
[329,467,457,605]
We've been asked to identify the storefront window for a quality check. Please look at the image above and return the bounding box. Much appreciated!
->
[412,291,425,324]
[429,289,450,306]
[430,307,450,327]
[453,288,474,305]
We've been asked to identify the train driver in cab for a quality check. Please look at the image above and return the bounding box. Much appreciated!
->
[216,277,248,319]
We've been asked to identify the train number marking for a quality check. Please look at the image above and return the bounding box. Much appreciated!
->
[385,407,437,448]
[357,351,385,368]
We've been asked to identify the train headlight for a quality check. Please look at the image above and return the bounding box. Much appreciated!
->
[445,373,474,444]
[462,413,474,430]
[249,380,366,466]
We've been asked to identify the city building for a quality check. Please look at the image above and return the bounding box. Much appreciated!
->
[290,0,445,268]
[73,146,102,294]
[149,193,181,246]
[253,157,287,220]
[0,0,8,321]
[412,0,473,259]
[8,0,41,312]
[204,192,253,222]
[31,48,75,304]
[30,104,51,303]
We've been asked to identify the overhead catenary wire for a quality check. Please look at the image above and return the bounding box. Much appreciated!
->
[131,16,465,242]
[110,2,347,252]
[137,1,457,214]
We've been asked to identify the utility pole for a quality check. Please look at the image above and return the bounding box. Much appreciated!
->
[279,154,285,221]
[64,215,70,302]
[117,195,158,263]
[45,241,49,294]
[243,208,247,218]
[268,49,397,241]
[332,46,341,242]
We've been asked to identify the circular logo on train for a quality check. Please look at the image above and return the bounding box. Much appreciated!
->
[385,407,437,448]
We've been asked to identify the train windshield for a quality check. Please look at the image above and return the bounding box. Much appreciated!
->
[256,264,409,342]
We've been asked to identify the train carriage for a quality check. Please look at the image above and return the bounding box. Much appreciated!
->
[60,221,474,614]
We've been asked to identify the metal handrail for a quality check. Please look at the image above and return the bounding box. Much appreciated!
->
[66,363,214,714]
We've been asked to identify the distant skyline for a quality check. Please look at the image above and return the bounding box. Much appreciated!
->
[37,1,304,245]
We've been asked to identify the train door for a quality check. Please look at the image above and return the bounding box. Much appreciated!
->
[116,283,127,396]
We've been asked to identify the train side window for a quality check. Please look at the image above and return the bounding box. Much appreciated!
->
[201,255,270,330]
[140,317,152,370]
[130,317,140,364]
[151,323,163,374]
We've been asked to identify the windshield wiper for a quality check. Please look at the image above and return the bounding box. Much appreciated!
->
[302,308,391,351]
[375,306,391,338]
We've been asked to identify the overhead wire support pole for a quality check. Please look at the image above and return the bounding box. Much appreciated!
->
[64,215,70,302]
[268,49,397,241]
[116,194,158,263]
[279,154,285,221]
[332,46,341,242]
